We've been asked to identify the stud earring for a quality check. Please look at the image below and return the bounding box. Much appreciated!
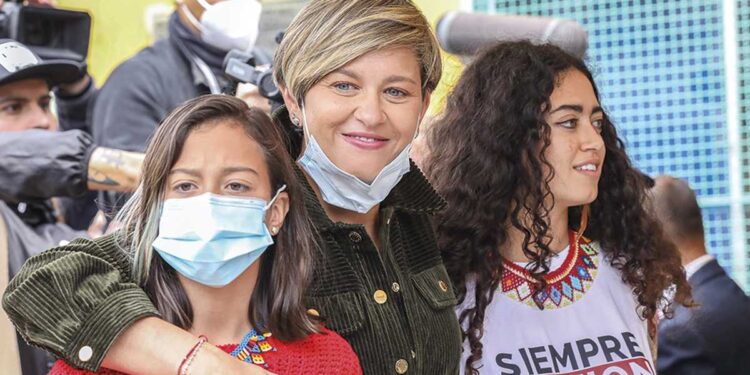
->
[271,226,278,235]
[290,114,300,127]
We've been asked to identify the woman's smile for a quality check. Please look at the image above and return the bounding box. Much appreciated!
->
[342,131,390,150]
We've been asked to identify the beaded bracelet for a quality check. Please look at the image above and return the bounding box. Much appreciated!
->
[178,335,208,375]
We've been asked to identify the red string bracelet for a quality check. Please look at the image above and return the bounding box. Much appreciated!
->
[178,335,208,375]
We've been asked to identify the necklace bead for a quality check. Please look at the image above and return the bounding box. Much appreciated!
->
[229,328,276,367]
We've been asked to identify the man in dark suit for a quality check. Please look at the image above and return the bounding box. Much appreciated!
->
[651,175,750,374]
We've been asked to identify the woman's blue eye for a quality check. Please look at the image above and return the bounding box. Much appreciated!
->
[334,82,353,91]
[385,88,406,97]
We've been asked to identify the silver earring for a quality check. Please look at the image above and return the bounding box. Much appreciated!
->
[271,226,278,234]
[290,114,300,127]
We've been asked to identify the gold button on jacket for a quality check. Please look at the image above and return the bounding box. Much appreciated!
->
[373,289,388,304]
[306,308,320,317]
[395,359,409,374]
[438,280,449,292]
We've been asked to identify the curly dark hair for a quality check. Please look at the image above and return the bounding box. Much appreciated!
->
[423,41,692,374]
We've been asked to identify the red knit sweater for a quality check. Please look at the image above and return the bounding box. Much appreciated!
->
[49,328,362,375]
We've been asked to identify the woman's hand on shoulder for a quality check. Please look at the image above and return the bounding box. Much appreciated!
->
[191,344,277,375]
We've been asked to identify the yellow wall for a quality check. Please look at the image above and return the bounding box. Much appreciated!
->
[414,0,463,114]
[57,0,173,83]
[57,0,462,112]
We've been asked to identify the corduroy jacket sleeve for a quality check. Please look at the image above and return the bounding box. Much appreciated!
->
[1,234,159,371]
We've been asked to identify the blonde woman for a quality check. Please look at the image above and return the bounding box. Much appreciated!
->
[3,1,461,374]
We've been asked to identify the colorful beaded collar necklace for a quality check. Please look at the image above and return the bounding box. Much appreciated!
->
[499,230,600,310]
[229,328,276,367]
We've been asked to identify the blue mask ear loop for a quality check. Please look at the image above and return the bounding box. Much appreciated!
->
[263,184,288,211]
[263,184,288,234]
[300,100,311,141]
[300,100,321,163]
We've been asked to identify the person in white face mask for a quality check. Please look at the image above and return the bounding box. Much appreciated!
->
[39,95,362,375]
[89,0,265,215]
[178,0,261,53]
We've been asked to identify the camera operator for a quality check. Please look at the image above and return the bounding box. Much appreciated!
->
[0,39,143,375]
[91,0,264,211]
[92,0,262,154]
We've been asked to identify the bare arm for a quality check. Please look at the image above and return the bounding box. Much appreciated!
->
[86,147,144,192]
[103,317,276,375]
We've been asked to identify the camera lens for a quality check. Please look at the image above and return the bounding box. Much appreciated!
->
[259,73,279,98]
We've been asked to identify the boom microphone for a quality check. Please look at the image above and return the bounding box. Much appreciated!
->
[436,11,588,58]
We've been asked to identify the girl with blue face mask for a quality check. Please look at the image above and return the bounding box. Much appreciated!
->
[45,95,362,375]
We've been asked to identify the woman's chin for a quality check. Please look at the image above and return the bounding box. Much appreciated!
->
[332,161,383,183]
[560,195,598,210]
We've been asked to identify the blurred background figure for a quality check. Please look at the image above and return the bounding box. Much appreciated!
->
[91,0,272,212]
[0,26,142,375]
[0,36,94,375]
[91,0,262,155]
[651,175,750,374]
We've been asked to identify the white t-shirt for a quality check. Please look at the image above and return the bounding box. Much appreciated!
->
[458,236,655,375]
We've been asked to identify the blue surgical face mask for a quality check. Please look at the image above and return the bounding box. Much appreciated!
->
[152,186,286,287]
[296,102,420,213]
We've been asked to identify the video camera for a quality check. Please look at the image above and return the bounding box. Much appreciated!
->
[223,31,283,110]
[0,1,91,62]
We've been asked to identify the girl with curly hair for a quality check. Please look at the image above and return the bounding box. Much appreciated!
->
[424,41,692,375]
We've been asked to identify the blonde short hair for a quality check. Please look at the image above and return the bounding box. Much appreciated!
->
[273,0,442,103]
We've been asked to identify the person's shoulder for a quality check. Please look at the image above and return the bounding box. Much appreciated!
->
[274,328,362,374]
[299,327,355,350]
[89,231,122,249]
[692,261,745,297]
[661,264,750,342]
[103,40,179,86]
[313,327,362,373]
[124,39,178,65]
[692,267,750,317]
[297,327,360,360]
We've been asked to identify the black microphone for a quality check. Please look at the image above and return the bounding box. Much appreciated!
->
[436,11,588,58]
